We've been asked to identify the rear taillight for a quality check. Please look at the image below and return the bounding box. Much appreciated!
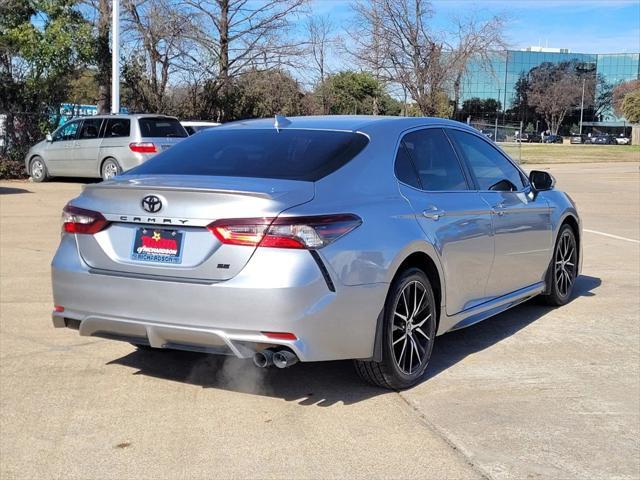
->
[208,214,362,249]
[129,142,157,153]
[62,204,109,234]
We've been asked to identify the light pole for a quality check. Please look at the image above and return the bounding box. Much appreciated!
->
[578,77,586,135]
[111,0,120,114]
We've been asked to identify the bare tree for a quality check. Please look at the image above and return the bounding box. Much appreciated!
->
[448,15,507,118]
[613,79,640,118]
[182,0,307,120]
[305,15,337,114]
[349,0,505,117]
[527,61,595,135]
[121,0,195,113]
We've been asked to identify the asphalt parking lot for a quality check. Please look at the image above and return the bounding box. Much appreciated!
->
[1,162,639,480]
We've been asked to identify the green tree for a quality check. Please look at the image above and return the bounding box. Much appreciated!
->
[231,69,306,120]
[460,97,501,120]
[321,71,401,115]
[0,0,93,177]
[613,79,640,118]
[621,90,640,123]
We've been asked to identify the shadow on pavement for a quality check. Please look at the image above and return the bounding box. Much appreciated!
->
[425,274,601,383]
[44,177,99,184]
[109,275,601,406]
[0,186,32,195]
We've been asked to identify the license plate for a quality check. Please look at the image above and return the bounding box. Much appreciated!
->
[131,228,183,264]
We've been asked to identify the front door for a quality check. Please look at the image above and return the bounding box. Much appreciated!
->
[395,127,495,315]
[446,128,553,297]
[46,120,81,175]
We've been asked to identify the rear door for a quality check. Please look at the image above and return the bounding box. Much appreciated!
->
[395,127,495,315]
[446,128,552,297]
[45,120,81,175]
[74,117,105,176]
[136,117,187,153]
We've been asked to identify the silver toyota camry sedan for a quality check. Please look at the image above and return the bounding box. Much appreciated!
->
[51,116,582,389]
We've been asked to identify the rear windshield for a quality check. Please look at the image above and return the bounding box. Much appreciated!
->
[138,117,187,138]
[126,129,369,181]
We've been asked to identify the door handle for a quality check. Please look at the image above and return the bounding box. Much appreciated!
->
[423,206,446,221]
[492,202,506,216]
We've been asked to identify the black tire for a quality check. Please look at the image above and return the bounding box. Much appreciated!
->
[354,268,437,390]
[101,158,121,181]
[131,343,161,352]
[540,224,578,306]
[30,156,49,182]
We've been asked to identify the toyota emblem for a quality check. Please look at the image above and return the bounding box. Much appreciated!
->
[141,195,162,213]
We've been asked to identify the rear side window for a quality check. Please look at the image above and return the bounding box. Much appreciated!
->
[126,129,369,181]
[447,129,525,191]
[394,143,421,189]
[78,118,103,140]
[138,117,187,138]
[401,128,468,191]
[104,119,130,138]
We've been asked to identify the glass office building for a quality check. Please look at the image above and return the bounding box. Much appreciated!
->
[461,50,640,126]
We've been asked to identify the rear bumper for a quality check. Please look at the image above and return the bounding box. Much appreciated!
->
[51,236,388,361]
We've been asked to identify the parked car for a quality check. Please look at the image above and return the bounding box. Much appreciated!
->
[570,133,587,144]
[614,134,631,145]
[25,114,188,182]
[181,121,221,135]
[543,134,563,144]
[591,134,614,145]
[480,129,506,142]
[51,116,582,389]
[517,132,542,143]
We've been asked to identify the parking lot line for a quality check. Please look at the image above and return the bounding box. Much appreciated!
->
[583,229,640,244]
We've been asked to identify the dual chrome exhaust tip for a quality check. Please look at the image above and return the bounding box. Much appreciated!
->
[253,348,299,369]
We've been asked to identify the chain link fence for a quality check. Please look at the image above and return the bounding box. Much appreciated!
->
[0,109,88,179]
[467,119,523,164]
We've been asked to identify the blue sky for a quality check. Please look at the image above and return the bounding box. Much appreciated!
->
[309,0,640,54]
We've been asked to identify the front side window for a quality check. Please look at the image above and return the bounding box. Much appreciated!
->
[447,129,525,192]
[104,119,131,138]
[400,128,468,191]
[53,121,80,142]
[78,118,103,140]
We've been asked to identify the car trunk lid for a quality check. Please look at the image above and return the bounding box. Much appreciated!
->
[73,175,314,281]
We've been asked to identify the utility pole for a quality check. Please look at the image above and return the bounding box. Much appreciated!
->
[578,77,586,135]
[111,0,120,114]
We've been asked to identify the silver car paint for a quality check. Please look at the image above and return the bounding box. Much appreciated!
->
[51,116,582,361]
[25,114,186,179]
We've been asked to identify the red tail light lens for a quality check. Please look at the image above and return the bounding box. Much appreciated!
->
[62,204,109,234]
[129,142,157,153]
[208,214,362,249]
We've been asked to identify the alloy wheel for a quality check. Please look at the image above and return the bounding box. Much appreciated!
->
[391,280,432,375]
[555,230,576,298]
[103,161,118,180]
[31,159,44,180]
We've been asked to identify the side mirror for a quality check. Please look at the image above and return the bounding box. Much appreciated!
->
[45,133,52,142]
[529,170,555,191]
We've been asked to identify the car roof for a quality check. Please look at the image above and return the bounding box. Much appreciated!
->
[75,114,180,121]
[181,121,221,126]
[218,115,476,134]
